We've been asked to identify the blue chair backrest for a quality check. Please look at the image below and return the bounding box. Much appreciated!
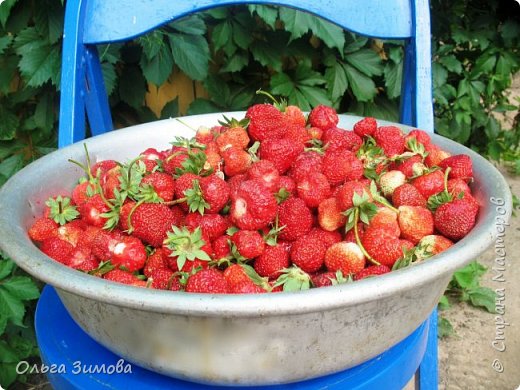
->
[59,0,433,147]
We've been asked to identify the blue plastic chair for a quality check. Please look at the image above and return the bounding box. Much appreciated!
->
[54,0,437,388]
[58,0,434,148]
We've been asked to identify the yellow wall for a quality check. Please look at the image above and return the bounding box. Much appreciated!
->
[145,69,208,117]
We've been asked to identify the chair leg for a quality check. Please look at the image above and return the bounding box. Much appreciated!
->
[417,308,439,389]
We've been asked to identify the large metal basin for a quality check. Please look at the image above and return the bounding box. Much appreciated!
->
[0,113,512,385]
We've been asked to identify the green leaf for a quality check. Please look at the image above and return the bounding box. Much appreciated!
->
[250,40,283,72]
[101,62,117,96]
[1,276,40,300]
[118,66,146,109]
[171,15,206,35]
[346,49,384,77]
[160,97,179,119]
[437,316,454,338]
[452,261,487,289]
[0,259,15,280]
[0,288,25,327]
[16,42,61,87]
[140,44,174,86]
[0,154,23,179]
[467,287,496,313]
[212,21,232,52]
[220,52,248,73]
[138,31,165,60]
[344,34,368,54]
[438,295,450,310]
[344,63,376,102]
[0,55,18,94]
[308,16,345,53]
[384,61,402,99]
[439,55,462,74]
[33,1,64,44]
[432,63,448,89]
[248,5,278,29]
[324,59,348,101]
[0,105,19,141]
[0,340,19,363]
[279,8,313,42]
[187,98,221,115]
[232,20,253,50]
[0,35,12,55]
[169,33,209,80]
[0,0,17,27]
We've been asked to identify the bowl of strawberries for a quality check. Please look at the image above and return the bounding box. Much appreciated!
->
[0,102,512,385]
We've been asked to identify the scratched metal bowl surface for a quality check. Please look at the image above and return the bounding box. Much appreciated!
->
[0,113,512,385]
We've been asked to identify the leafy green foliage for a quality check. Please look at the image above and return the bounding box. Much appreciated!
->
[438,261,497,338]
[0,254,40,387]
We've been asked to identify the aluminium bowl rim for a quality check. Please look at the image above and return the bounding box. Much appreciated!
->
[0,113,512,317]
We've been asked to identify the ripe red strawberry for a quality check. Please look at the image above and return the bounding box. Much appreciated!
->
[374,126,405,157]
[324,242,365,275]
[370,207,400,235]
[392,184,427,208]
[254,244,290,279]
[278,197,313,241]
[285,124,311,145]
[247,160,280,192]
[405,129,431,147]
[72,255,99,272]
[306,227,342,248]
[246,104,285,141]
[310,271,338,288]
[71,181,95,206]
[290,235,327,273]
[40,237,74,264]
[111,236,147,272]
[128,203,182,247]
[185,213,229,241]
[344,223,364,243]
[231,230,265,259]
[353,117,377,137]
[297,172,331,208]
[185,268,229,293]
[204,141,223,172]
[28,217,58,241]
[213,235,232,259]
[216,125,250,152]
[392,155,426,178]
[195,126,217,145]
[322,127,363,152]
[379,170,406,197]
[162,147,189,175]
[318,197,346,232]
[439,154,473,181]
[447,179,472,198]
[228,173,247,198]
[336,181,371,211]
[90,160,118,178]
[289,151,323,183]
[322,150,363,185]
[224,264,267,294]
[199,174,230,214]
[56,222,83,247]
[354,265,391,281]
[415,235,454,259]
[222,147,252,177]
[144,248,169,277]
[424,144,451,167]
[91,229,123,261]
[78,194,111,227]
[258,138,304,174]
[103,269,146,287]
[277,176,296,196]
[397,206,434,244]
[174,173,200,211]
[230,179,277,230]
[412,170,444,199]
[101,166,121,199]
[434,198,478,241]
[307,126,323,141]
[308,105,338,130]
[361,226,407,267]
[141,172,175,202]
[139,147,165,172]
[284,105,306,128]
[149,268,176,290]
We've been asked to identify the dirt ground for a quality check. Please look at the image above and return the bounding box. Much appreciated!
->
[437,77,520,390]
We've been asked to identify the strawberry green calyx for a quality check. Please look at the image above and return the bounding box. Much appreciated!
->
[392,246,420,270]
[248,141,261,162]
[118,158,146,200]
[275,188,291,204]
[101,189,126,230]
[331,270,352,285]
[170,135,206,151]
[229,241,248,263]
[218,115,250,129]
[239,263,272,291]
[255,89,288,112]
[304,139,326,155]
[263,215,285,246]
[163,226,211,271]
[134,183,163,203]
[175,150,212,177]
[406,137,428,159]
[87,260,115,276]
[273,266,311,291]
[184,180,210,215]
[46,196,80,225]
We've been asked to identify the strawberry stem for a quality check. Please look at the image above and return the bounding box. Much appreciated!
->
[163,197,187,206]
[256,89,279,105]
[175,118,197,132]
[353,208,380,266]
